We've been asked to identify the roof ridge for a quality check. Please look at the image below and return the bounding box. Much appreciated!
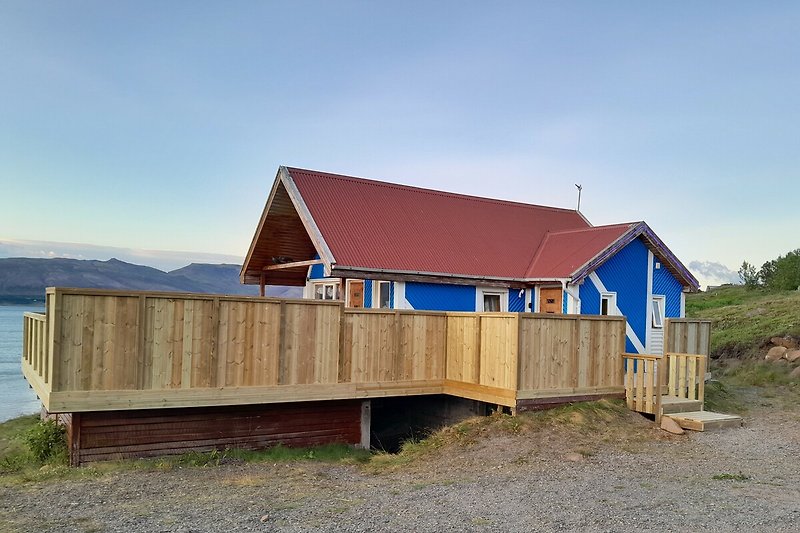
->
[543,222,639,237]
[285,166,581,214]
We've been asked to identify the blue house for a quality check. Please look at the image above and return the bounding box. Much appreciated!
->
[241,167,699,355]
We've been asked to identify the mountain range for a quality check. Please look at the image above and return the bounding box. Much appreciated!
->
[0,257,302,304]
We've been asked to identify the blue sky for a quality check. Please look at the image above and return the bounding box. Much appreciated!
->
[1,2,798,287]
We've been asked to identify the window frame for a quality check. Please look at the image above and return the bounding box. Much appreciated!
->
[478,288,508,312]
[312,281,340,301]
[651,295,666,328]
[600,292,617,316]
[373,281,391,309]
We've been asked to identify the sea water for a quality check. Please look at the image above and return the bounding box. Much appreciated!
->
[0,305,44,422]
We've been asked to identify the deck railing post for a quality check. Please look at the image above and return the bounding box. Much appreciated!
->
[698,355,707,410]
[654,357,662,424]
[23,315,30,366]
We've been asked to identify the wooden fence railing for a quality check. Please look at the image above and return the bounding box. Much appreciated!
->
[666,319,711,355]
[22,312,48,387]
[666,352,707,407]
[623,353,663,422]
[21,288,628,413]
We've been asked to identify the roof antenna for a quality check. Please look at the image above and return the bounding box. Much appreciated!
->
[575,184,583,212]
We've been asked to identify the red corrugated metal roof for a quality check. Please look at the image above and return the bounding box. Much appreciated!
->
[525,223,635,279]
[287,167,593,279]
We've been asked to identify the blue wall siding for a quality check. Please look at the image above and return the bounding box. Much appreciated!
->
[580,238,649,353]
[363,280,373,307]
[405,282,476,311]
[653,264,683,318]
[308,261,325,280]
[579,279,601,315]
[508,288,525,312]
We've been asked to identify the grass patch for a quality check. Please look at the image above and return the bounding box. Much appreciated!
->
[0,414,369,485]
[703,380,747,414]
[686,286,800,357]
[715,360,793,388]
[369,399,636,472]
[712,472,750,481]
[223,443,371,464]
[0,415,69,480]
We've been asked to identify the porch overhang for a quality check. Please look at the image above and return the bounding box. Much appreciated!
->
[240,167,335,287]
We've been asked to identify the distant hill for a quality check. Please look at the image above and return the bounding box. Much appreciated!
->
[0,257,302,304]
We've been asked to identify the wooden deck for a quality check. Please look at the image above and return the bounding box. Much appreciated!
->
[22,288,630,414]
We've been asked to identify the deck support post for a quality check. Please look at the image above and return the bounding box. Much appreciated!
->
[359,400,371,449]
[259,272,265,297]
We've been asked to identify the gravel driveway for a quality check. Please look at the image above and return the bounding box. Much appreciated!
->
[2,400,798,533]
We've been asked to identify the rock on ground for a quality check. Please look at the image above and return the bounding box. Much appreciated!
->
[766,346,788,361]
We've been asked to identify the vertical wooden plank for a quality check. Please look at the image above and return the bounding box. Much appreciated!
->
[136,296,147,389]
[216,301,229,387]
[569,316,579,388]
[339,304,351,383]
[668,353,677,397]
[48,289,62,393]
[278,301,287,385]
[625,357,633,409]
[698,355,707,410]
[678,355,687,398]
[687,355,697,400]
[635,360,644,411]
[645,359,653,413]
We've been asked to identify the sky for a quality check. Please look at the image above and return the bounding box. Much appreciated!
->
[1,1,798,288]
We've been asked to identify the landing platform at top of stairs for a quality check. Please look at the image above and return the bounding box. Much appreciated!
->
[665,411,743,432]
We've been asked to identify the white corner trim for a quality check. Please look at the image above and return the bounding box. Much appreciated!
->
[279,167,336,267]
[645,250,654,353]
[565,283,581,314]
[588,271,646,353]
[680,292,686,318]
[393,281,411,309]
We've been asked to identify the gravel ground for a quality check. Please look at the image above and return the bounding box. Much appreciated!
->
[2,401,799,533]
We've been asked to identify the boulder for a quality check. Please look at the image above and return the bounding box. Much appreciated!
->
[661,416,685,435]
[771,337,798,350]
[766,346,788,361]
[786,350,800,363]
[790,366,800,380]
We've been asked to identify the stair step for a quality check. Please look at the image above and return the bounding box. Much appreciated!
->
[665,411,743,432]
[660,396,703,414]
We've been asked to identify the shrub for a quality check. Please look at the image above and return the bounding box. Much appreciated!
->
[25,420,67,463]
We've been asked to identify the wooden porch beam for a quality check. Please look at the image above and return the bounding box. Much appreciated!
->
[263,259,323,271]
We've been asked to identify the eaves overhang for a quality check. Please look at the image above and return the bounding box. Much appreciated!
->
[568,221,700,292]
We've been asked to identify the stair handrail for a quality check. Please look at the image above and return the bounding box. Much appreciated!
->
[666,352,706,408]
[622,353,663,423]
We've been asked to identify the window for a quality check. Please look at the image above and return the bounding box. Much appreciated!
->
[478,288,507,312]
[313,282,340,300]
[651,296,665,328]
[600,292,617,316]
[483,293,501,312]
[375,281,391,308]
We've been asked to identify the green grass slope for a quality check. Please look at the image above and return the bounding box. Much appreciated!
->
[686,285,800,357]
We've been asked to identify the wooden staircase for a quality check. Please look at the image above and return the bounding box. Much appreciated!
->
[623,352,742,432]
